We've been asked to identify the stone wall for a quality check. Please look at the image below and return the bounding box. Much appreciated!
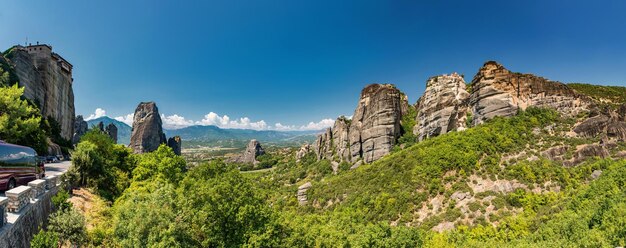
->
[0,174,62,248]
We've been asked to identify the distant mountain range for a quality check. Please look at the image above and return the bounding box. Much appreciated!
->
[87,116,319,148]
[165,125,319,148]
[86,117,133,145]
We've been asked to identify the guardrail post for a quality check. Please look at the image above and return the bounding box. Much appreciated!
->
[44,175,58,190]
[6,186,32,213]
[28,179,46,199]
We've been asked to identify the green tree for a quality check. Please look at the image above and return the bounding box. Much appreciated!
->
[70,129,135,200]
[132,144,186,184]
[48,209,87,246]
[30,229,59,248]
[0,84,47,153]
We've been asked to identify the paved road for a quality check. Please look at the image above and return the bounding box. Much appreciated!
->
[45,160,71,177]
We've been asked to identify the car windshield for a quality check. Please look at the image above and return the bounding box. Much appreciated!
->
[0,145,36,164]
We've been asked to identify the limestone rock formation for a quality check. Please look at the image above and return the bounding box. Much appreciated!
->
[167,136,182,156]
[296,143,311,162]
[72,115,88,145]
[348,84,409,163]
[3,45,75,140]
[232,139,265,164]
[573,104,626,141]
[105,123,118,143]
[297,182,312,205]
[469,61,589,125]
[97,122,104,132]
[414,73,470,140]
[46,138,62,156]
[313,128,333,160]
[312,116,351,162]
[129,102,166,154]
[312,84,408,165]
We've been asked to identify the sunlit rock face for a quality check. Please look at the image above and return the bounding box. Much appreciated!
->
[312,84,408,165]
[130,102,166,154]
[414,73,470,141]
[469,61,590,125]
[348,84,409,164]
[72,115,88,145]
[5,45,75,140]
[232,139,265,164]
[574,104,626,142]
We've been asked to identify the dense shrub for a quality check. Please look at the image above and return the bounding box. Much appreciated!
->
[0,84,47,154]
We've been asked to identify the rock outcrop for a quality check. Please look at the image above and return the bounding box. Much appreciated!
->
[312,84,409,165]
[414,73,470,140]
[296,143,311,162]
[297,182,312,205]
[573,104,626,141]
[3,45,75,140]
[105,123,118,143]
[232,139,265,164]
[167,136,182,156]
[469,61,589,125]
[312,116,351,161]
[348,84,409,163]
[129,102,167,154]
[72,115,88,145]
[46,138,62,156]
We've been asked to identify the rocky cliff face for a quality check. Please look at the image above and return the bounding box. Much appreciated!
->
[414,73,469,140]
[573,104,626,141]
[313,84,408,164]
[4,45,75,140]
[167,136,182,156]
[105,123,118,144]
[296,143,311,162]
[469,61,589,125]
[312,116,351,162]
[348,84,409,163]
[232,139,265,164]
[130,102,167,153]
[72,115,88,145]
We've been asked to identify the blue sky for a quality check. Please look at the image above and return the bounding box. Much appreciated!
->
[1,0,626,130]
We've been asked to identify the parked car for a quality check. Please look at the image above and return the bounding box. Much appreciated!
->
[45,156,59,163]
[0,140,45,190]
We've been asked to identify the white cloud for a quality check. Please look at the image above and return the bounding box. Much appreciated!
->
[196,112,268,130]
[273,118,335,131]
[85,108,337,131]
[114,113,134,126]
[161,114,194,129]
[85,108,107,121]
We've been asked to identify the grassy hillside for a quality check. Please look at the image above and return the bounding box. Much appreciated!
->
[569,83,626,106]
[242,107,626,246]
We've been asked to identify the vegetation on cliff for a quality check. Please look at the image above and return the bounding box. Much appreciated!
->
[569,83,626,106]
[40,106,626,247]
[0,84,48,153]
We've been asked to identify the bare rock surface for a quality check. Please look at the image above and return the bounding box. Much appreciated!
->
[5,45,75,139]
[130,102,166,154]
[415,73,470,140]
[349,84,409,163]
[105,123,118,143]
[468,175,527,194]
[297,182,312,205]
[167,136,182,156]
[312,84,408,165]
[232,139,265,164]
[72,115,88,144]
[295,143,311,162]
[574,104,626,141]
[469,61,589,125]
